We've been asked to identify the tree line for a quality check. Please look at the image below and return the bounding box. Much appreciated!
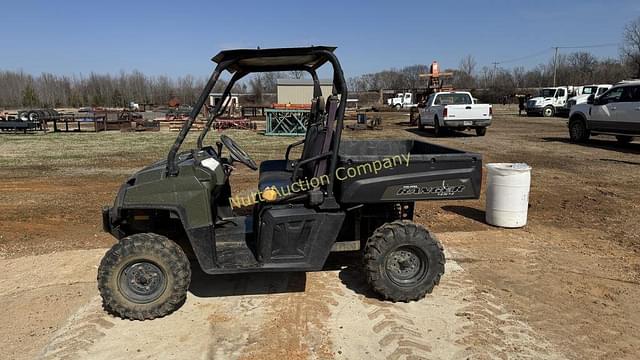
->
[349,17,640,101]
[2,17,639,109]
[348,52,632,93]
[0,70,221,109]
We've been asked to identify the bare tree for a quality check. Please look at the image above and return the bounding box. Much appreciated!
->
[511,66,526,89]
[459,54,476,77]
[455,55,477,89]
[567,52,597,84]
[249,75,264,103]
[289,70,306,79]
[621,17,640,78]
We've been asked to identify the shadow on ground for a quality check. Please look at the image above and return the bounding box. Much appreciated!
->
[189,267,307,298]
[542,137,640,155]
[405,128,475,138]
[337,265,383,301]
[188,252,365,298]
[441,205,486,224]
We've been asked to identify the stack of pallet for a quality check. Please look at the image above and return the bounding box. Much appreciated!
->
[168,119,207,131]
[271,103,311,110]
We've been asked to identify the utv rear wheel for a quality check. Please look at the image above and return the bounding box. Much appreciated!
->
[364,221,445,302]
[475,127,487,136]
[97,233,191,320]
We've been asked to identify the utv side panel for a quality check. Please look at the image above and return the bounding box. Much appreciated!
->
[336,140,482,203]
[257,206,345,269]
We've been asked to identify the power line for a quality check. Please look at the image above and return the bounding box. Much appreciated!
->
[493,42,620,67]
[495,48,553,65]
[550,43,619,86]
[554,43,620,49]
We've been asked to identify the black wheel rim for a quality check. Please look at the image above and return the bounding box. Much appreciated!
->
[118,261,167,303]
[385,246,428,286]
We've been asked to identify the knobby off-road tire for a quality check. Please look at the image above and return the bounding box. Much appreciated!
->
[98,233,191,320]
[476,127,487,136]
[569,119,590,143]
[364,221,445,302]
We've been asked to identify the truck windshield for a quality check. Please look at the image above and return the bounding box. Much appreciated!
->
[434,93,472,105]
[541,89,556,97]
[582,86,597,95]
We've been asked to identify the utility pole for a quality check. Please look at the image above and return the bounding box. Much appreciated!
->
[492,62,499,85]
[552,47,559,87]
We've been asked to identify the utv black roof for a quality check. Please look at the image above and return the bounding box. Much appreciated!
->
[211,46,337,73]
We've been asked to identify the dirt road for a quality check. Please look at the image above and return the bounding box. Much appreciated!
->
[1,108,639,359]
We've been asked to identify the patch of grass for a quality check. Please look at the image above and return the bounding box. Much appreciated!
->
[0,113,415,179]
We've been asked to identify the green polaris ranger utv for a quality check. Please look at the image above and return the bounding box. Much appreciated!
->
[98,46,483,320]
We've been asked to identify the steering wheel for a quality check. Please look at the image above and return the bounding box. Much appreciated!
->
[219,134,258,170]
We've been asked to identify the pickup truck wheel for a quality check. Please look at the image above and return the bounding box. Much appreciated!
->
[475,127,487,136]
[433,117,442,137]
[543,106,555,117]
[417,117,425,131]
[98,233,191,320]
[616,135,633,144]
[364,221,445,302]
[569,119,590,143]
[394,104,402,110]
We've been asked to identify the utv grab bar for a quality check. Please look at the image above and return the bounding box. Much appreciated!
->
[285,139,306,161]
[291,151,333,182]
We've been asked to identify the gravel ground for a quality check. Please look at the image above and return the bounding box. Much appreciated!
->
[1,106,639,359]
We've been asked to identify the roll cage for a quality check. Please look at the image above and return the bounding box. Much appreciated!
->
[166,46,347,197]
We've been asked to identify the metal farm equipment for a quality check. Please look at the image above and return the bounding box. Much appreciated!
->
[265,108,310,136]
[0,109,57,133]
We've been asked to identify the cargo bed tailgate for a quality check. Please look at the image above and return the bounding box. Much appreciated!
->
[444,104,491,121]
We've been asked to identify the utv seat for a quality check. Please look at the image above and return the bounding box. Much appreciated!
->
[258,96,325,175]
[258,96,337,192]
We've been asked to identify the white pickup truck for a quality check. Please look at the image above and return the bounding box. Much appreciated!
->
[387,92,417,109]
[418,91,492,136]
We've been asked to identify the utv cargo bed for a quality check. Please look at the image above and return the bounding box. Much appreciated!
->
[336,140,482,203]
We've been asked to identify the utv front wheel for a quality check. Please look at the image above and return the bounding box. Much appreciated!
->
[98,233,191,320]
[364,221,445,302]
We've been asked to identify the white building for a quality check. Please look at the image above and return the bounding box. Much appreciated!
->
[276,79,333,104]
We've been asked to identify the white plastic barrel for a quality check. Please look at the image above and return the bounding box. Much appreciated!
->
[485,163,531,228]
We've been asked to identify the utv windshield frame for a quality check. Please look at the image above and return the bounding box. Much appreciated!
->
[166,46,347,196]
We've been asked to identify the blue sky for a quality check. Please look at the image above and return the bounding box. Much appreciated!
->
[1,0,639,79]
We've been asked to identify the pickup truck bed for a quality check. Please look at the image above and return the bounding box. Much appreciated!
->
[336,140,482,203]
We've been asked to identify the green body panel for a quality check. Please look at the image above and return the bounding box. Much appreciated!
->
[119,153,224,229]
